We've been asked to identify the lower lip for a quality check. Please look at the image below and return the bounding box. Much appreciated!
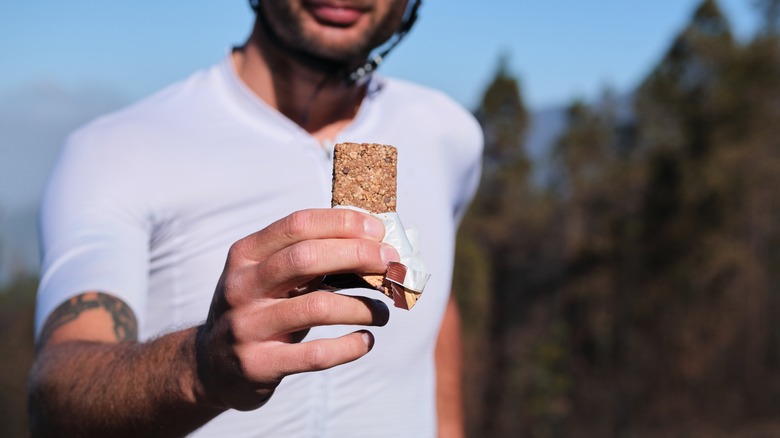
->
[307,5,364,26]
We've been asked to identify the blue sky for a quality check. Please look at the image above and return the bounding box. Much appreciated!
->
[0,1,759,110]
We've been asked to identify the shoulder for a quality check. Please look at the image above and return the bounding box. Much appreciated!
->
[378,76,481,135]
[46,64,225,212]
[375,76,483,152]
[376,76,484,164]
[65,64,222,158]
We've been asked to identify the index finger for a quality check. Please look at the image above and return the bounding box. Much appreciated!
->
[230,209,386,265]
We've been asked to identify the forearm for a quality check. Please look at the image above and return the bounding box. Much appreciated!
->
[28,327,225,438]
[28,209,393,436]
[435,296,464,438]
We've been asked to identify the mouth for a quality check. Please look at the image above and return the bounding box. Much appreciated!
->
[303,1,369,27]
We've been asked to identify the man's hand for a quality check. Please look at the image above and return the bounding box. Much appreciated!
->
[195,208,399,410]
[29,208,399,437]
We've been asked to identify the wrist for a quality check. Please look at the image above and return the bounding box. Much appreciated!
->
[180,326,227,412]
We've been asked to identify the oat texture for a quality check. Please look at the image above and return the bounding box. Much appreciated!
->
[331,142,397,213]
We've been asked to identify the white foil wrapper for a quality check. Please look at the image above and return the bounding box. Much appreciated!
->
[336,206,431,294]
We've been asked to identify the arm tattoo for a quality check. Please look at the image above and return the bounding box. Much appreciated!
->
[37,292,138,350]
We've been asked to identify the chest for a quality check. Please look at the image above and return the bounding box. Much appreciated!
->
[139,128,457,338]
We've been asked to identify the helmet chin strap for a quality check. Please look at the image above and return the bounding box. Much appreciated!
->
[345,0,421,85]
[249,0,422,86]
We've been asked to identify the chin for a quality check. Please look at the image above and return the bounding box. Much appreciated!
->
[302,28,373,62]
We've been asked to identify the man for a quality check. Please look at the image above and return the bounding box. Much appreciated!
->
[28,0,483,436]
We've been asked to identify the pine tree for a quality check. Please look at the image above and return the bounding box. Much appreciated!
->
[636,0,735,157]
[456,55,562,437]
[475,53,528,171]
[609,0,780,431]
[458,1,780,434]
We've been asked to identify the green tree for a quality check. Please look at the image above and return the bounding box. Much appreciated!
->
[585,0,780,432]
[458,54,564,437]
[460,0,780,435]
[475,54,528,170]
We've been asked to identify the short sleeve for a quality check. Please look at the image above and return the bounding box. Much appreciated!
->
[35,127,151,339]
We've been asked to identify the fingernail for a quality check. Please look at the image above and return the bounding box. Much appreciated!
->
[364,217,385,240]
[380,244,400,265]
[373,299,390,326]
[360,331,374,350]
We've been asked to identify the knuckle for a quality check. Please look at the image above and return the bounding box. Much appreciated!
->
[226,241,245,265]
[220,274,245,306]
[338,209,361,233]
[286,242,318,275]
[302,292,333,323]
[354,240,377,267]
[303,343,329,370]
[284,211,313,240]
[226,314,248,345]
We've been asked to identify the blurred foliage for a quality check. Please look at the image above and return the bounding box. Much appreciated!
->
[455,0,780,436]
[0,275,37,438]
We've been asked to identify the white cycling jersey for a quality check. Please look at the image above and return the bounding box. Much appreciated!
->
[36,53,483,438]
